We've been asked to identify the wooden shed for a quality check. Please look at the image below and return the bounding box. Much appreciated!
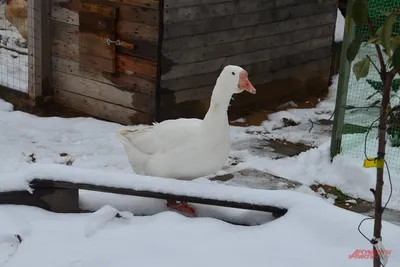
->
[0,0,338,125]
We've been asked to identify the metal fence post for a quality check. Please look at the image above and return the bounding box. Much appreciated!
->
[330,2,356,160]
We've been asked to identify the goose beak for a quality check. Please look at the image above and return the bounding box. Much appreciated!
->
[238,70,256,94]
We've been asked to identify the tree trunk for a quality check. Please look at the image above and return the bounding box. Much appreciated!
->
[373,72,393,267]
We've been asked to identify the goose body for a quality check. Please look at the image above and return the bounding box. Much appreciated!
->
[118,116,230,179]
[117,65,256,216]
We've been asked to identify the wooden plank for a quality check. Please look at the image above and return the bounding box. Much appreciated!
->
[162,57,332,104]
[42,0,53,97]
[28,0,41,100]
[79,12,116,36]
[161,36,333,80]
[116,20,159,42]
[249,58,331,85]
[164,0,232,9]
[52,39,79,62]
[79,33,115,60]
[163,1,337,38]
[53,71,154,113]
[52,21,133,61]
[161,46,332,91]
[82,0,160,18]
[53,37,156,74]
[55,89,153,125]
[162,12,336,51]
[101,72,156,95]
[31,179,288,216]
[51,0,79,26]
[78,53,115,73]
[79,3,117,72]
[107,0,159,9]
[163,24,334,64]
[52,39,114,72]
[116,54,158,79]
[164,0,321,23]
[52,57,156,95]
[117,39,158,61]
[0,188,79,213]
[52,17,158,61]
[51,20,79,44]
[119,4,159,26]
[80,2,117,19]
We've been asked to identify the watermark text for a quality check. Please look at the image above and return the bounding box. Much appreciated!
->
[348,249,391,259]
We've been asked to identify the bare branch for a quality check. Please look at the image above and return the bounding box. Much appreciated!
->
[366,17,387,76]
[366,55,380,73]
[390,68,398,76]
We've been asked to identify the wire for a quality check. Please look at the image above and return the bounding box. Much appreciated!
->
[308,105,380,133]
[364,115,381,159]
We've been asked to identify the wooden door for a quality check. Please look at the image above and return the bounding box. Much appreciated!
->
[78,0,159,80]
[79,2,118,73]
[52,0,160,125]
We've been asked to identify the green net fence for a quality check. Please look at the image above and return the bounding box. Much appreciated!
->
[339,0,400,171]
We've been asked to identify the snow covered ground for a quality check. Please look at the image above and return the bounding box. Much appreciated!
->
[1,73,400,265]
[0,3,28,93]
[0,196,397,267]
[1,191,400,267]
[0,9,400,267]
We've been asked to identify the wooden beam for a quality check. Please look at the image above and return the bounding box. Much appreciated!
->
[27,0,52,102]
[0,188,79,213]
[107,0,160,9]
[30,179,288,216]
[54,89,154,125]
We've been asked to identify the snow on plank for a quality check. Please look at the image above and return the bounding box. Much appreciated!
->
[0,164,293,216]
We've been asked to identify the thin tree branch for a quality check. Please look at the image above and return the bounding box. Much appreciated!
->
[366,55,380,73]
[366,17,386,76]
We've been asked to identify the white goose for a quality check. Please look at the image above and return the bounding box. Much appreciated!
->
[117,65,256,216]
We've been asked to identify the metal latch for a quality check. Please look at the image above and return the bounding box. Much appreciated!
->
[105,38,135,50]
[106,38,124,46]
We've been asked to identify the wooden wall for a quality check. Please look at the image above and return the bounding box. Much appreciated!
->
[159,0,338,120]
[50,0,160,125]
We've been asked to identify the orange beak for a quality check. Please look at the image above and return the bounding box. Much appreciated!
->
[238,70,256,94]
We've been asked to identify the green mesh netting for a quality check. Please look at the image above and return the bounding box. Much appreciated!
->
[356,0,400,40]
[339,0,400,171]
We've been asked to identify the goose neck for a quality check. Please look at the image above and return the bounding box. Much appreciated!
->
[204,84,232,124]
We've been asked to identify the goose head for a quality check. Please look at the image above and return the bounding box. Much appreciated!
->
[216,65,256,95]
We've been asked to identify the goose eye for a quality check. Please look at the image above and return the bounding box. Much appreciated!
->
[231,72,235,75]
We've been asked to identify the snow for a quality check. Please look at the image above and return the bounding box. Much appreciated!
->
[0,3,28,93]
[260,76,338,148]
[0,97,13,111]
[0,162,334,216]
[0,193,399,267]
[0,109,130,174]
[335,9,345,42]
